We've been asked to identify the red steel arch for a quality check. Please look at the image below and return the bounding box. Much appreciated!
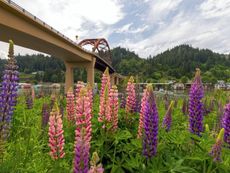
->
[78,38,112,65]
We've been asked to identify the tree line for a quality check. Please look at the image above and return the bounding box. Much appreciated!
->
[0,44,229,84]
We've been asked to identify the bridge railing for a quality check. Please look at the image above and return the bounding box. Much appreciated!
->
[4,0,77,45]
[3,0,113,67]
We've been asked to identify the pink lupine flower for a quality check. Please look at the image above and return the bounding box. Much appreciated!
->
[98,84,111,126]
[100,68,110,100]
[98,68,110,124]
[75,87,92,142]
[125,76,136,116]
[88,152,104,173]
[137,85,150,138]
[109,85,119,132]
[86,84,93,113]
[48,105,65,160]
[66,88,75,122]
[74,88,92,173]
[75,81,85,99]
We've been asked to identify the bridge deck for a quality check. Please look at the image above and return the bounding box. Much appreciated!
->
[0,0,114,72]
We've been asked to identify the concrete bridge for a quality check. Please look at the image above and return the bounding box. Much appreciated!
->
[0,0,116,92]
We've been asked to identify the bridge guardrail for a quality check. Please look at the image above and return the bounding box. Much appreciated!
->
[5,0,77,45]
[2,0,114,69]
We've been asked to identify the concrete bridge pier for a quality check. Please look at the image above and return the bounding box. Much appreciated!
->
[86,58,96,87]
[65,62,74,92]
[64,58,96,93]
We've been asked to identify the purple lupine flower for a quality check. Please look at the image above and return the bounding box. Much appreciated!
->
[134,99,141,113]
[74,128,90,173]
[0,40,19,140]
[188,68,204,136]
[162,101,174,132]
[143,85,159,158]
[214,101,224,132]
[209,128,225,162]
[26,96,33,109]
[120,93,126,108]
[41,103,50,128]
[222,103,230,146]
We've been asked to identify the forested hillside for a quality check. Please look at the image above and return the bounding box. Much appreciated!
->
[113,45,230,83]
[0,45,229,83]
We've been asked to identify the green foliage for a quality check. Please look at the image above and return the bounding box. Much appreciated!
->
[1,45,229,83]
[112,45,230,82]
[1,94,230,172]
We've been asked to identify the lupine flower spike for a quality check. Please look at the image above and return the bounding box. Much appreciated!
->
[120,93,126,108]
[48,104,65,159]
[74,88,92,173]
[143,84,159,158]
[75,81,85,99]
[162,101,174,132]
[0,40,19,141]
[214,101,224,132]
[98,68,111,124]
[100,67,110,99]
[209,128,225,162]
[88,152,104,173]
[86,83,93,113]
[98,84,111,128]
[125,76,136,118]
[41,103,50,128]
[205,124,210,133]
[137,85,150,138]
[109,85,119,132]
[26,96,33,109]
[66,87,75,122]
[222,103,230,146]
[188,68,204,136]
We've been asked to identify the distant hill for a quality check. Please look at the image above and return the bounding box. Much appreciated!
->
[111,45,230,83]
[0,45,229,83]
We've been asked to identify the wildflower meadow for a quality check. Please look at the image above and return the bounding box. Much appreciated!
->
[0,41,230,173]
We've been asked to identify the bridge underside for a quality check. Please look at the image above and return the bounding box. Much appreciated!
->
[0,0,115,92]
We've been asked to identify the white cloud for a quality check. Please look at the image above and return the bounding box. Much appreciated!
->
[115,23,149,34]
[0,50,7,59]
[13,0,124,40]
[200,0,230,18]
[116,23,133,33]
[0,42,46,57]
[118,0,230,57]
[1,0,230,59]
[148,0,183,22]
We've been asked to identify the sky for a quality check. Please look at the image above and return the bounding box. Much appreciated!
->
[1,0,230,59]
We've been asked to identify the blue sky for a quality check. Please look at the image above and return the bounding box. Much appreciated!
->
[1,0,230,58]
